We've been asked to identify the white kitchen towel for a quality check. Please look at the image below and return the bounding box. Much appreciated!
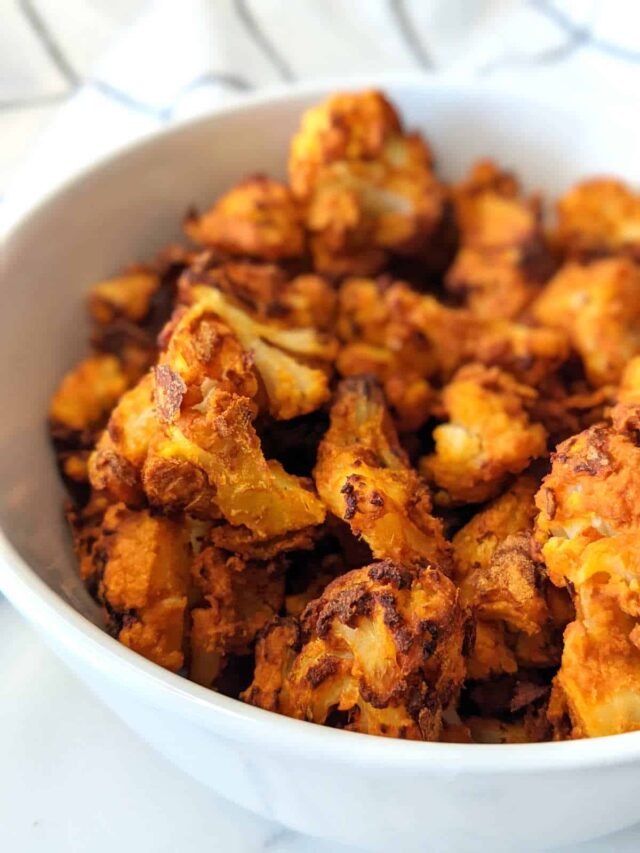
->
[2,0,640,227]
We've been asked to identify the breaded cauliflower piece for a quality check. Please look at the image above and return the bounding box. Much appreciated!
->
[549,573,640,738]
[147,390,326,537]
[532,257,640,387]
[555,178,640,260]
[94,503,192,672]
[49,354,130,435]
[243,560,467,740]
[183,254,337,331]
[314,376,453,571]
[336,278,568,430]
[421,365,547,505]
[89,372,159,506]
[184,176,304,260]
[534,406,640,590]
[182,282,336,420]
[289,90,444,275]
[452,476,568,679]
[90,246,195,382]
[446,160,553,319]
[289,90,403,196]
[89,272,160,325]
[452,474,540,584]
[189,546,285,688]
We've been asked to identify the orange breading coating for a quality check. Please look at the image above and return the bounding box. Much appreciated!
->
[314,376,453,571]
[446,160,552,319]
[555,178,640,259]
[534,406,640,590]
[95,503,192,672]
[65,491,111,585]
[421,365,547,505]
[289,89,404,196]
[189,546,284,688]
[336,278,568,430]
[289,90,443,275]
[180,282,336,420]
[452,475,540,584]
[452,476,567,679]
[89,271,160,325]
[49,354,130,434]
[89,372,159,506]
[532,257,640,387]
[183,254,337,331]
[242,560,467,740]
[618,355,640,405]
[148,390,326,537]
[549,574,640,739]
[184,177,304,260]
[451,159,539,250]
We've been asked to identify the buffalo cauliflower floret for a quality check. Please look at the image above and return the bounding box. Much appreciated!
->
[184,176,304,260]
[336,277,568,430]
[289,90,444,275]
[446,160,553,319]
[89,271,161,325]
[148,389,326,537]
[189,546,285,688]
[532,257,640,387]
[181,282,336,420]
[314,376,453,571]
[421,365,547,505]
[555,178,640,260]
[534,406,640,590]
[452,476,568,679]
[549,572,640,738]
[183,254,337,331]
[93,503,192,672]
[243,560,467,740]
[89,372,160,506]
[49,354,130,436]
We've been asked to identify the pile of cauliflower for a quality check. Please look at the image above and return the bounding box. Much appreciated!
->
[50,90,640,743]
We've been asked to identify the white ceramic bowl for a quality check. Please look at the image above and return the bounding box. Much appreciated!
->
[2,74,640,853]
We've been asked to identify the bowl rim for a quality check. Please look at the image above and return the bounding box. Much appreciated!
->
[3,70,640,773]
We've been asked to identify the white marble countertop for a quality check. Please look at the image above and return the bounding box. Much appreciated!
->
[2,595,640,853]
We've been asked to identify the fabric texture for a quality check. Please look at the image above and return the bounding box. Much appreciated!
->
[2,0,640,226]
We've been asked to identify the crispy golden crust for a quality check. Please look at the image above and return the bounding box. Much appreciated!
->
[619,355,640,405]
[243,560,467,740]
[49,354,130,434]
[181,283,335,420]
[446,160,553,319]
[532,258,640,387]
[549,574,640,738]
[289,90,443,275]
[94,504,192,672]
[88,372,158,505]
[89,272,160,325]
[453,476,568,679]
[184,177,305,260]
[421,364,547,505]
[150,390,326,536]
[534,407,640,589]
[314,376,452,571]
[189,546,284,688]
[289,90,405,197]
[336,277,568,430]
[555,178,640,260]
